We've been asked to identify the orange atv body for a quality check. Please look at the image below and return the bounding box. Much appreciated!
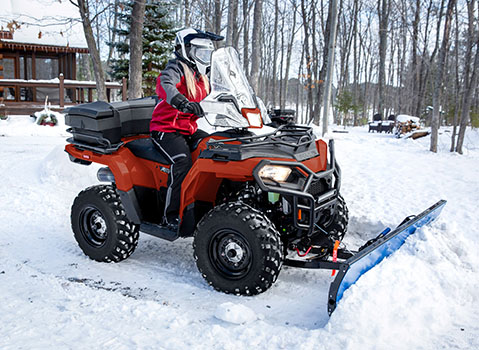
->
[64,98,346,299]
[66,133,329,228]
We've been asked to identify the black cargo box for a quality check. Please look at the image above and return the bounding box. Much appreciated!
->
[65,97,156,151]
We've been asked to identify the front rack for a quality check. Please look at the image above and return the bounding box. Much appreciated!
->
[201,125,319,161]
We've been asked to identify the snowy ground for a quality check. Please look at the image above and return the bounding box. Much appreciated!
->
[0,116,478,349]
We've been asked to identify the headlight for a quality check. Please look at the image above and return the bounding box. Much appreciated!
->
[258,165,292,183]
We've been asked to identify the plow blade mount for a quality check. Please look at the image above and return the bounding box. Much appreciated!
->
[328,200,446,315]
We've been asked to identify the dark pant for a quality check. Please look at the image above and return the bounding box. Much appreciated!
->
[151,130,208,223]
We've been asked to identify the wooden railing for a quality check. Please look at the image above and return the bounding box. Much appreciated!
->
[0,74,127,107]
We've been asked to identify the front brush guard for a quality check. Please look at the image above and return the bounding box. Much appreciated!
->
[253,139,340,235]
[284,200,447,316]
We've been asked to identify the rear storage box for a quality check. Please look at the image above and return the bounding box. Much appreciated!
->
[65,97,156,152]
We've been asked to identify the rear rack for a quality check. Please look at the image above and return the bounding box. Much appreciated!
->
[66,128,123,154]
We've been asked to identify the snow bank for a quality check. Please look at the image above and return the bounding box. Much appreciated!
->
[0,114,69,137]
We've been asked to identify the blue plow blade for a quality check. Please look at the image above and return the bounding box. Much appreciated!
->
[327,200,446,315]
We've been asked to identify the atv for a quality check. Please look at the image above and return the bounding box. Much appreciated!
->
[65,47,446,315]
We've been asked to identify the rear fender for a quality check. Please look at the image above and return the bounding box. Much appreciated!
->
[65,144,167,191]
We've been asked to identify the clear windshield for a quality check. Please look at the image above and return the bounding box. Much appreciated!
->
[200,47,258,128]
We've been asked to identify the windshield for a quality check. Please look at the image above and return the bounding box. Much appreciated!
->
[201,47,258,128]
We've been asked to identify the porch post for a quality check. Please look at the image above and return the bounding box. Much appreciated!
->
[59,73,64,107]
[122,77,127,101]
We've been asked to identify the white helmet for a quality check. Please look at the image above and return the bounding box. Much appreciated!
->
[175,28,224,75]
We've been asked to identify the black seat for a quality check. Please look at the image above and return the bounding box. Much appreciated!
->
[125,138,170,164]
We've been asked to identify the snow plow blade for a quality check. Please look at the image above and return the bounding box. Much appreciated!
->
[328,200,446,315]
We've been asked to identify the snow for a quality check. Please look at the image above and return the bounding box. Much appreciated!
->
[3,0,87,48]
[396,114,421,123]
[215,302,259,324]
[0,115,478,349]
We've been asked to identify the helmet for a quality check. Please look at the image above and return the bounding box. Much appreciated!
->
[175,28,224,75]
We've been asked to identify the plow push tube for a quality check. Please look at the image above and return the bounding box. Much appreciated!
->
[327,199,447,315]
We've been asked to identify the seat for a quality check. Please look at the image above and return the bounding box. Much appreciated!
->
[125,138,170,164]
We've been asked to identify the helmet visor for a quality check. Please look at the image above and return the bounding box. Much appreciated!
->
[191,47,214,65]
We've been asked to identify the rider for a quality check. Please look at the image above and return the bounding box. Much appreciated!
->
[150,28,223,230]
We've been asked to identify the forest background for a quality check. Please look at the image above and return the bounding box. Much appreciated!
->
[2,0,478,153]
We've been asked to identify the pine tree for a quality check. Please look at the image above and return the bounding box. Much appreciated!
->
[108,0,176,96]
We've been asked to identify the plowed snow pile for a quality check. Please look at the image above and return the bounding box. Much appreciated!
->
[1,116,478,349]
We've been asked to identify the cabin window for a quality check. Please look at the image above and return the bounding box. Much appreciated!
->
[2,57,15,79]
[35,57,59,80]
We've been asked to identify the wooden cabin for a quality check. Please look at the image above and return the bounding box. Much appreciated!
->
[0,31,125,115]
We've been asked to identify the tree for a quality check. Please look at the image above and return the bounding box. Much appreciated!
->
[456,0,479,154]
[430,0,456,152]
[322,0,339,135]
[335,89,360,126]
[108,1,175,96]
[70,0,107,101]
[128,0,146,99]
[377,0,390,118]
[250,0,262,92]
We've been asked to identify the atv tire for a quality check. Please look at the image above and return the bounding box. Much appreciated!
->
[194,202,283,295]
[322,194,349,241]
[71,185,139,262]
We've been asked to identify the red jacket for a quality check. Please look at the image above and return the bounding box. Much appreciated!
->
[150,59,209,135]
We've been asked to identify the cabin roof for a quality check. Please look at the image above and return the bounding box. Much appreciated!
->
[0,39,89,54]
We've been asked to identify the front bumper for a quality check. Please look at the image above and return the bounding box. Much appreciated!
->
[253,139,341,235]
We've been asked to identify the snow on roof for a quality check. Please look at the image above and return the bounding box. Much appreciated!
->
[396,114,420,123]
[1,0,87,48]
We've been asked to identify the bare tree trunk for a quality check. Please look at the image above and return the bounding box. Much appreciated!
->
[296,37,305,123]
[457,47,479,154]
[282,0,298,110]
[322,0,339,135]
[456,0,479,154]
[377,0,390,118]
[352,0,359,125]
[242,0,250,75]
[106,0,120,68]
[300,0,314,122]
[409,0,420,115]
[430,0,456,152]
[128,0,146,100]
[250,0,262,92]
[271,0,279,107]
[214,0,222,34]
[278,6,286,108]
[416,0,445,120]
[450,3,460,152]
[315,1,332,124]
[185,0,191,26]
[226,0,239,48]
[74,0,107,101]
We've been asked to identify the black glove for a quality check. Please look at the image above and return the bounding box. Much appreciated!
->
[171,93,204,117]
[180,101,204,117]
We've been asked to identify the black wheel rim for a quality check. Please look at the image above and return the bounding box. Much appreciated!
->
[209,229,252,280]
[79,206,108,248]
